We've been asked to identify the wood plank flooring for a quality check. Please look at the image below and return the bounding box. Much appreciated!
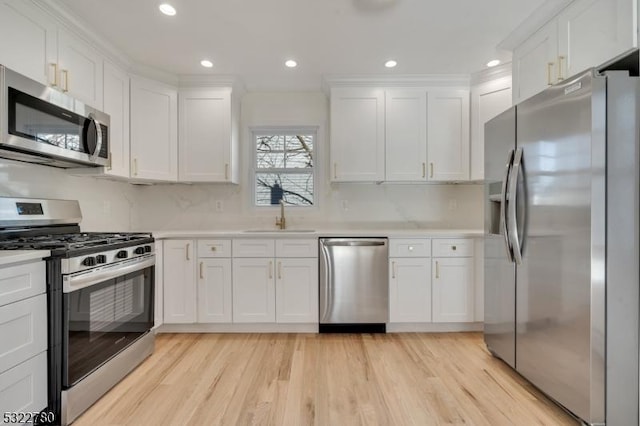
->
[74,333,578,425]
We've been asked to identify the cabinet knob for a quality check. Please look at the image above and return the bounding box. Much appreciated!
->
[211,246,217,251]
[452,245,457,251]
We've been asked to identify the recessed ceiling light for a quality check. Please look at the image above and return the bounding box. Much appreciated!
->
[200,60,213,68]
[487,59,501,68]
[385,60,397,68]
[159,3,176,16]
[285,60,297,68]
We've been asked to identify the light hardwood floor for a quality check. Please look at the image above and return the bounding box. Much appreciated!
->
[74,333,578,425]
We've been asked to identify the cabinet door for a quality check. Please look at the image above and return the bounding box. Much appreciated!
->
[232,258,275,323]
[57,29,103,108]
[130,77,178,181]
[389,258,431,323]
[427,90,470,181]
[330,88,385,182]
[163,240,196,323]
[275,258,318,323]
[179,89,233,182]
[385,89,428,181]
[0,294,46,373]
[0,0,56,85]
[102,61,130,178]
[470,76,512,180]
[197,258,232,323]
[558,0,637,79]
[432,257,474,322]
[513,22,558,104]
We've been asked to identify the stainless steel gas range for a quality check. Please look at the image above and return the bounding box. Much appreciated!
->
[0,197,155,425]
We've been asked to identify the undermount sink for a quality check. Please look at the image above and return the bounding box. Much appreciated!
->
[243,229,316,233]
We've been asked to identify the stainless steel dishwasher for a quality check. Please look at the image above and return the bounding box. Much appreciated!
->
[319,238,388,333]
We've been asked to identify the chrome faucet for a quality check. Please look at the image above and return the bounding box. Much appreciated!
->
[275,199,286,230]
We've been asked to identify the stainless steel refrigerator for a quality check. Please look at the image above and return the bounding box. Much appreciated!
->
[484,68,639,425]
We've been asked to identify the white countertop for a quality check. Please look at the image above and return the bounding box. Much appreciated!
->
[153,228,483,239]
[0,250,51,266]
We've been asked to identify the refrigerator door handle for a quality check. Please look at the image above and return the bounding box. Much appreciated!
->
[508,147,524,265]
[500,149,515,262]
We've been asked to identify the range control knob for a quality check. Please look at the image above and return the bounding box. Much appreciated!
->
[96,255,107,264]
[82,256,96,267]
[144,245,152,253]
[116,250,128,259]
[134,247,145,255]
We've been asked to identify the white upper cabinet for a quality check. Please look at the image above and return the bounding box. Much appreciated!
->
[385,89,428,182]
[427,90,470,181]
[130,76,178,181]
[56,29,103,108]
[512,0,637,104]
[557,0,636,78]
[470,75,512,180]
[178,88,238,183]
[102,61,130,178]
[513,23,558,104]
[330,88,385,182]
[0,0,56,85]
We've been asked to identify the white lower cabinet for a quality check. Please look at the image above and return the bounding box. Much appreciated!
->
[275,258,318,323]
[389,257,431,322]
[163,240,196,324]
[432,257,474,322]
[0,351,47,421]
[232,258,276,323]
[197,258,232,323]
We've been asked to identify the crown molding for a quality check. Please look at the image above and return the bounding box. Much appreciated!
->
[178,74,246,93]
[497,0,573,51]
[322,74,471,95]
[470,62,512,85]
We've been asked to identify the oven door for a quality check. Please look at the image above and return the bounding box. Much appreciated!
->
[61,255,154,388]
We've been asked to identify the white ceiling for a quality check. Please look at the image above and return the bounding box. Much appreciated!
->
[57,0,545,91]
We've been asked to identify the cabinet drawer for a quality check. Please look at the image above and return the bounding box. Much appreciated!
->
[233,239,275,258]
[275,239,318,258]
[432,239,473,257]
[197,239,231,258]
[389,238,431,257]
[0,294,47,375]
[0,351,47,419]
[0,261,45,307]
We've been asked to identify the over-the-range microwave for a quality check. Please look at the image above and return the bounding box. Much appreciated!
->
[0,64,109,168]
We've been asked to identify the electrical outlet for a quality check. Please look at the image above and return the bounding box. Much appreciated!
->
[448,199,457,211]
[215,200,224,212]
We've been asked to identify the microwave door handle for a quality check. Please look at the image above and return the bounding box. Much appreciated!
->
[88,114,103,161]
[63,256,155,293]
[508,147,524,265]
[501,149,515,262]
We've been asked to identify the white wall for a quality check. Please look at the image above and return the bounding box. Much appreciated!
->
[132,92,484,232]
[0,158,136,231]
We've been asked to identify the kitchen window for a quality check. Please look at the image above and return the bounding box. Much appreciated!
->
[252,129,315,207]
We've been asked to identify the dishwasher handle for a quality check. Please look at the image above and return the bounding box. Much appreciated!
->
[322,240,386,247]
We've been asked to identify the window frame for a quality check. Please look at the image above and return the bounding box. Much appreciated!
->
[250,126,319,210]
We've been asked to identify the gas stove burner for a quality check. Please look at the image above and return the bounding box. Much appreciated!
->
[0,231,153,254]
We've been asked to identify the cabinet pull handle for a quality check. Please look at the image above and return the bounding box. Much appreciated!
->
[186,243,190,261]
[392,261,396,279]
[334,163,337,179]
[199,262,204,279]
[436,261,440,279]
[557,56,565,81]
[211,246,217,251]
[106,151,112,171]
[547,62,554,86]
[61,69,69,92]
[269,261,273,279]
[422,162,426,178]
[224,163,229,180]
[429,162,434,178]
[452,245,457,251]
[278,261,282,279]
[133,158,138,176]
[49,63,58,87]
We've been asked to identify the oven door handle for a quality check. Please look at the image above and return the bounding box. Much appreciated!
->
[63,255,155,293]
